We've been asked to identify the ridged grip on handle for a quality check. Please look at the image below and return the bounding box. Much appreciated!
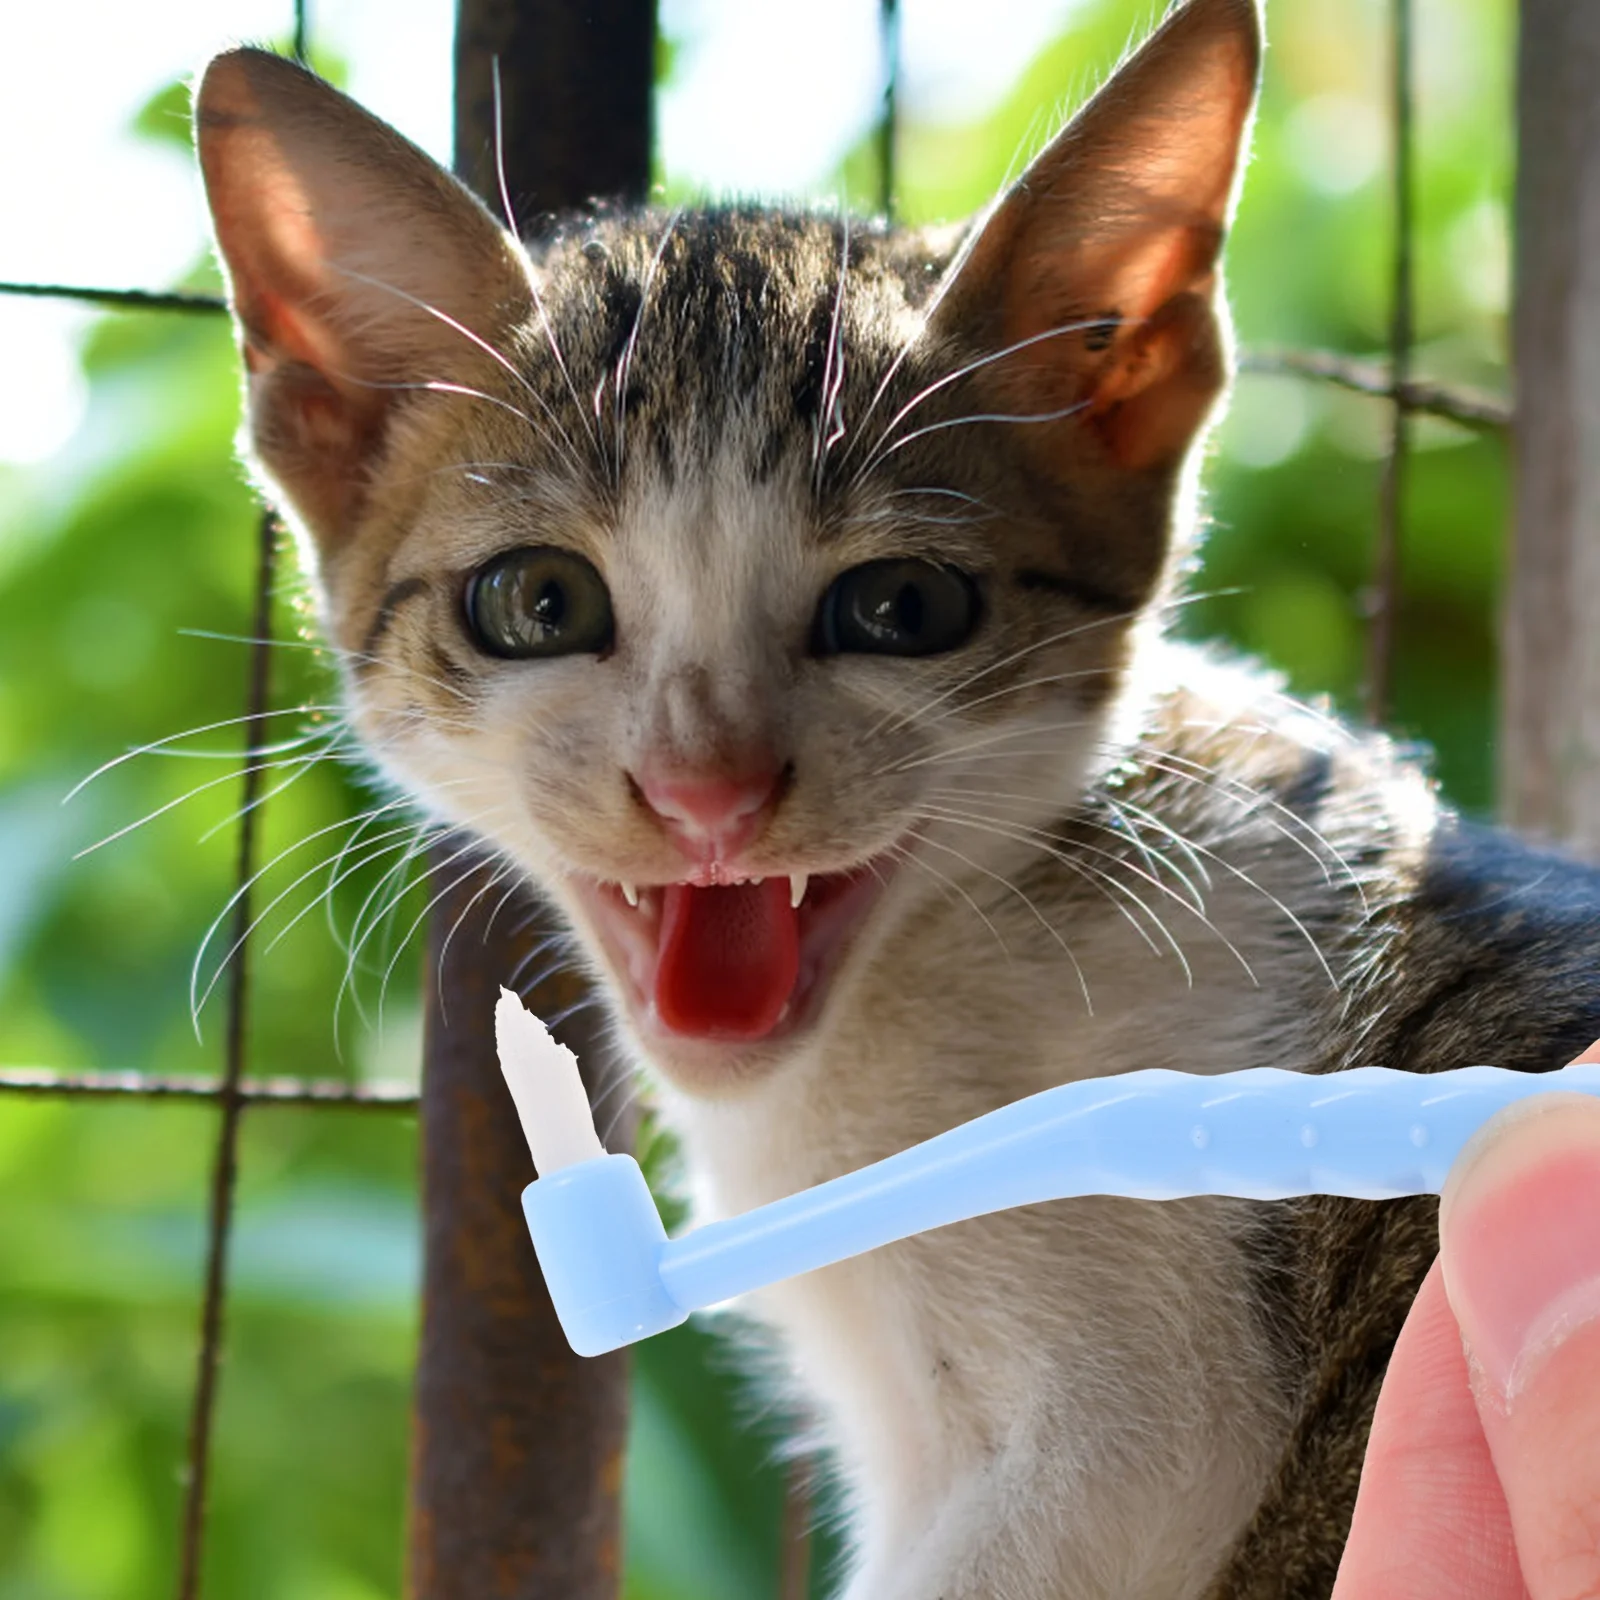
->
[658,1065,1600,1314]
[1029,1064,1600,1198]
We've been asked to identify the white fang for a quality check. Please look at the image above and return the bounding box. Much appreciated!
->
[790,872,808,909]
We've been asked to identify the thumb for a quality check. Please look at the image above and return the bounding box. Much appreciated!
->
[1440,1086,1600,1600]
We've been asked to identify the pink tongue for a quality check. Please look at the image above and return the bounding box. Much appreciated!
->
[654,879,801,1039]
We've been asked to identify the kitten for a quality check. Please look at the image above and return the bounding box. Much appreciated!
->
[194,1,1600,1595]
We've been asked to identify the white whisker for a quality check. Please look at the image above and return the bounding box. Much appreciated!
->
[867,398,1091,475]
[851,315,1120,486]
[191,816,423,1032]
[877,717,1099,779]
[863,614,1136,746]
[910,826,1092,1011]
[75,745,338,861]
[613,209,684,486]
[886,838,1014,967]
[377,818,517,1030]
[492,57,604,468]
[433,856,523,1025]
[812,214,851,490]
[928,782,1212,911]
[194,754,323,845]
[64,707,344,802]
[329,263,587,477]
[917,802,1199,984]
[1132,747,1367,912]
[334,817,446,1040]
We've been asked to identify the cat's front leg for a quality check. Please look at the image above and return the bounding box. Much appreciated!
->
[838,1440,1251,1600]
[840,1459,1099,1600]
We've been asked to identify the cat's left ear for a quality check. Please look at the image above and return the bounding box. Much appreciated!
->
[931,0,1261,474]
[195,48,532,539]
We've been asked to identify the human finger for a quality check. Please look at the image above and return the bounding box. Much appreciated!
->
[1332,1258,1525,1600]
[1441,1088,1600,1600]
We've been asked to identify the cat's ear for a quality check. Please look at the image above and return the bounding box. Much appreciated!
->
[932,0,1261,475]
[194,48,532,536]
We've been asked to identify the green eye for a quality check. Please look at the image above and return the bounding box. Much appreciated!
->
[464,546,614,659]
[812,559,980,657]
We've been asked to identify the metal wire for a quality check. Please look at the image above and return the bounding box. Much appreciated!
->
[1365,0,1415,726]
[176,18,304,1600]
[172,507,278,1600]
[878,0,900,219]
[0,1067,418,1109]
[0,282,227,313]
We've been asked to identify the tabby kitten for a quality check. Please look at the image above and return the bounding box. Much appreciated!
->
[194,1,1600,1595]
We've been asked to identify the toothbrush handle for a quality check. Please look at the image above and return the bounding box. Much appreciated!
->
[659,1064,1600,1314]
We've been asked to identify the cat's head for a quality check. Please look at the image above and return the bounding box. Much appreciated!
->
[195,0,1260,1094]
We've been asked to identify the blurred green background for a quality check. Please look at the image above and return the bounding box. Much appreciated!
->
[0,0,1511,1594]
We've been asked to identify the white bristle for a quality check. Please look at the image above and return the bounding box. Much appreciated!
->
[494,987,605,1176]
[790,871,808,909]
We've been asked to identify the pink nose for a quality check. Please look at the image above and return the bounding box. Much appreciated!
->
[632,763,783,860]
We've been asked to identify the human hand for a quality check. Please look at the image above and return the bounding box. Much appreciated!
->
[1333,1042,1600,1600]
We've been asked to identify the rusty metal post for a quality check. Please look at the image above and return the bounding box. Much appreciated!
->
[408,6,655,1596]
[409,876,630,1600]
[1500,0,1600,847]
[454,0,656,223]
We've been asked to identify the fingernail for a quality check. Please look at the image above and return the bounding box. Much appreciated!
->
[1440,1093,1600,1406]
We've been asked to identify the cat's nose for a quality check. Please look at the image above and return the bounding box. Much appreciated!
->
[631,761,784,861]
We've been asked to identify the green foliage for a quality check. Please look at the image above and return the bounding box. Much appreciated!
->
[131,81,196,151]
[0,0,1513,1594]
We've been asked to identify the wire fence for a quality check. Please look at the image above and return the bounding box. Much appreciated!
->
[0,0,1509,1595]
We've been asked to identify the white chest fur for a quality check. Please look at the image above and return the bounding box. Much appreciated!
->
[652,859,1312,1600]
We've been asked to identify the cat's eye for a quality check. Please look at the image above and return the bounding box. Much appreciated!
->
[812,559,980,657]
[464,546,614,659]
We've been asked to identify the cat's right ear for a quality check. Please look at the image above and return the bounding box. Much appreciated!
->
[927,0,1261,481]
[194,49,532,540]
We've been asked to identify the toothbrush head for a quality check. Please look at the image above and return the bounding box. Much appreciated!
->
[521,1155,687,1356]
[495,988,685,1355]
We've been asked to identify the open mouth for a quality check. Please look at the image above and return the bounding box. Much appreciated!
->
[573,857,895,1044]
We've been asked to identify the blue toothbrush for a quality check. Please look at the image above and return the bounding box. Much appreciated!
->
[494,989,1600,1358]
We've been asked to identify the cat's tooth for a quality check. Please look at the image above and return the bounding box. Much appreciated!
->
[789,872,808,909]
[621,881,640,908]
